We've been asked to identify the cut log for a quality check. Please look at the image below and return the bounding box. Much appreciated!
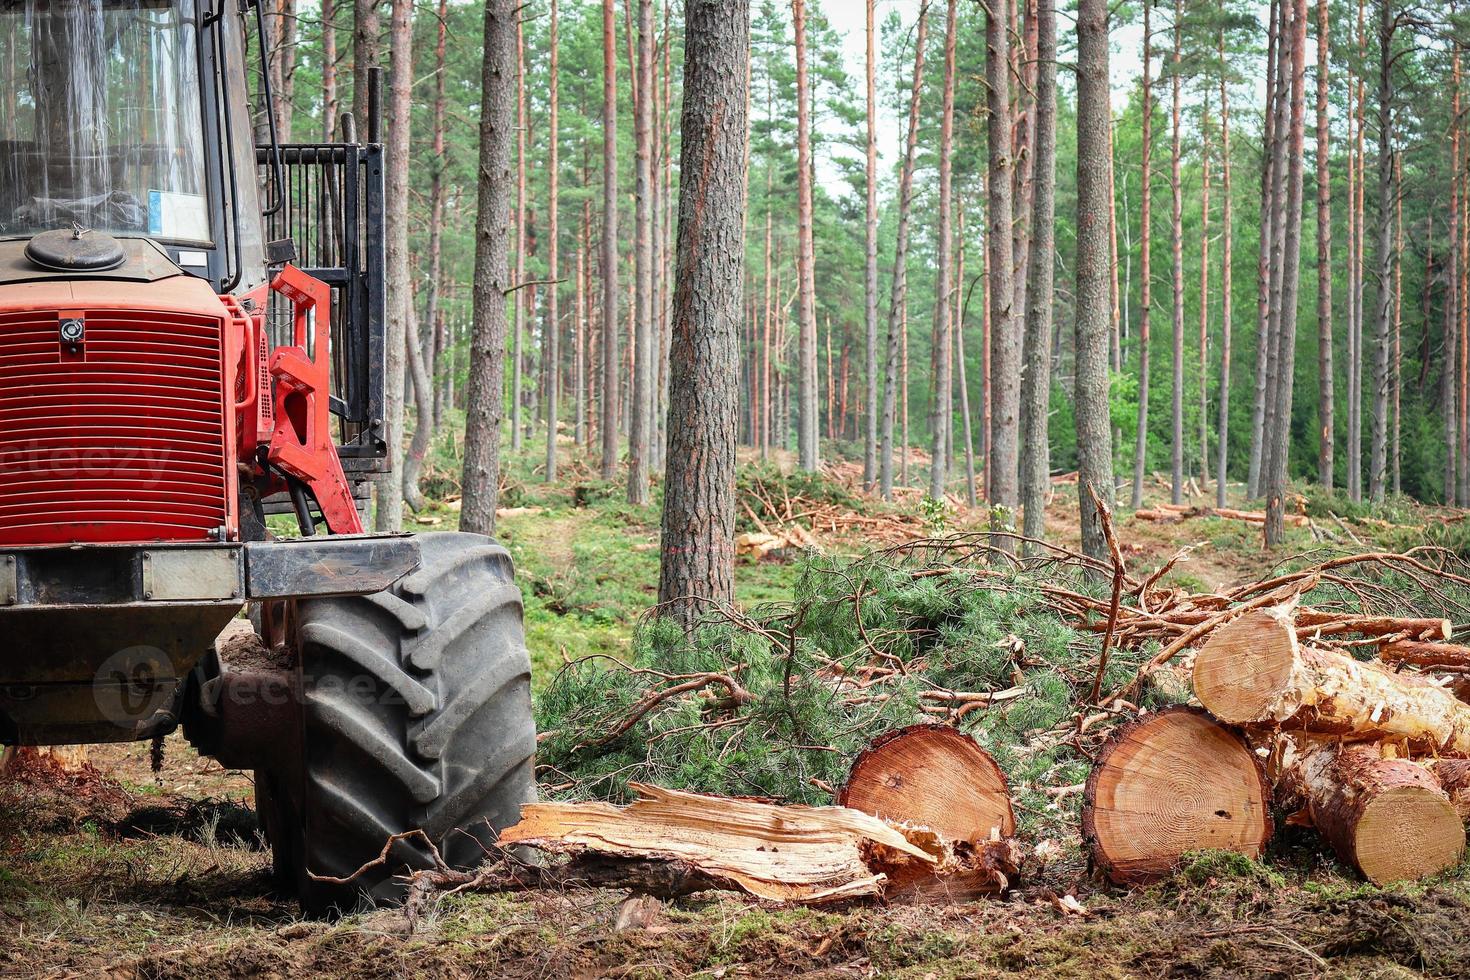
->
[1277,739,1465,884]
[1427,758,1470,822]
[1134,509,1184,523]
[1211,507,1310,528]
[1193,607,1470,752]
[1380,640,1470,670]
[497,782,1021,905]
[1081,707,1273,885]
[837,723,1015,843]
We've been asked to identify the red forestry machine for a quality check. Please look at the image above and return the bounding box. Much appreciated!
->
[0,0,535,912]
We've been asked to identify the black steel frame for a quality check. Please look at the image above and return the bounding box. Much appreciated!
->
[256,139,388,470]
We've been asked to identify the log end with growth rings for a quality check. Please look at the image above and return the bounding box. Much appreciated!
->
[1351,785,1464,885]
[1192,606,1301,724]
[1082,706,1273,886]
[838,723,1015,843]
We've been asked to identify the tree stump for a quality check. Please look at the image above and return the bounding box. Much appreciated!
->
[1082,707,1272,885]
[837,723,1015,842]
[1279,740,1465,884]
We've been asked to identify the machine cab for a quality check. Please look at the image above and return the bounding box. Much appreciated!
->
[0,0,266,291]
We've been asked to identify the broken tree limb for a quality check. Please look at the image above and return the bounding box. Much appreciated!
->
[1081,707,1273,886]
[837,724,1016,843]
[496,782,1020,905]
[1296,612,1451,641]
[1276,739,1465,885]
[1193,607,1470,753]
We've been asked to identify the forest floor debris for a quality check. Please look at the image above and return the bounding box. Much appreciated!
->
[14,458,1470,975]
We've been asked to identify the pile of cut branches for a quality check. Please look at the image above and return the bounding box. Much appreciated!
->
[735,466,935,549]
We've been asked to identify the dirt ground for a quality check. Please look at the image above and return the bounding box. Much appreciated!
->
[5,729,1470,978]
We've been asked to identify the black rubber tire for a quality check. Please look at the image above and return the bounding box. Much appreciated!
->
[267,532,536,914]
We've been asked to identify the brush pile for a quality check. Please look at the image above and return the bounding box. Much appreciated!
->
[736,467,937,549]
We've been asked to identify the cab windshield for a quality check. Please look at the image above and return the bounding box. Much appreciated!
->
[0,0,210,243]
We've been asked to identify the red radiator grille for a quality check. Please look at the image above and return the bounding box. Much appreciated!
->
[0,308,229,545]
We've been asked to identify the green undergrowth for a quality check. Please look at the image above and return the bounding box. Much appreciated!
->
[534,538,1163,834]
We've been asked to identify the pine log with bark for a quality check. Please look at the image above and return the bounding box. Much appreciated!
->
[1193,607,1470,753]
[1074,0,1115,563]
[1277,739,1465,884]
[1082,707,1272,886]
[1020,0,1056,549]
[459,0,517,536]
[657,0,749,630]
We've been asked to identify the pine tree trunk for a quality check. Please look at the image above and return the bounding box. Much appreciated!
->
[545,0,562,483]
[1367,0,1394,502]
[1457,43,1467,504]
[628,0,655,504]
[600,0,621,480]
[879,7,929,500]
[321,0,337,140]
[1021,0,1056,548]
[1249,0,1282,500]
[957,206,978,507]
[863,0,879,491]
[1169,0,1184,505]
[1198,113,1212,488]
[272,0,298,141]
[405,0,449,499]
[987,0,1019,524]
[1264,0,1307,546]
[1217,28,1234,509]
[658,0,748,629]
[352,0,379,135]
[1261,0,1292,499]
[1353,0,1369,502]
[1315,0,1333,490]
[1392,151,1403,496]
[460,0,517,536]
[428,0,448,427]
[510,14,526,453]
[792,0,819,472]
[930,0,958,503]
[1075,0,1115,563]
[375,0,411,533]
[1130,0,1152,510]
